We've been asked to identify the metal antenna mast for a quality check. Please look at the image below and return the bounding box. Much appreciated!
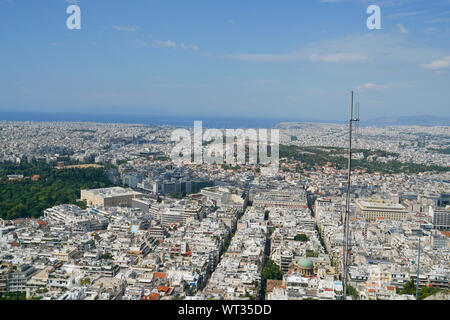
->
[415,237,421,300]
[342,91,359,300]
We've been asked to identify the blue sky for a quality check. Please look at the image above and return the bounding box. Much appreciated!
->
[1,0,449,121]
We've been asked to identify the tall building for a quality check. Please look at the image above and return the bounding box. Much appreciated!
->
[7,264,36,293]
[431,207,450,230]
[355,199,409,221]
[280,250,293,273]
[80,187,143,207]
[138,179,213,195]
[430,230,449,249]
[0,266,8,293]
[440,193,450,206]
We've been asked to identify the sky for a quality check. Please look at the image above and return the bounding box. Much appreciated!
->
[0,0,450,122]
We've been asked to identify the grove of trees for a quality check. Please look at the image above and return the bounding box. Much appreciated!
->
[0,161,114,219]
[279,145,449,174]
[398,280,443,300]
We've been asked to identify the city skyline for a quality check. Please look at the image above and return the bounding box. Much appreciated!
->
[0,120,448,302]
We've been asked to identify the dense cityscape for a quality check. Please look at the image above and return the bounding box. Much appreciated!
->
[1,0,450,311]
[0,120,448,300]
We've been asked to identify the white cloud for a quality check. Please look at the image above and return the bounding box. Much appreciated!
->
[113,25,140,32]
[388,10,428,19]
[309,53,370,62]
[320,0,426,8]
[218,33,447,70]
[136,40,149,46]
[221,52,304,62]
[222,51,369,63]
[19,86,32,95]
[356,83,381,91]
[429,18,450,24]
[421,56,450,70]
[220,34,422,64]
[150,39,199,51]
[424,27,437,34]
[355,83,399,92]
[254,79,280,85]
[397,24,409,34]
[152,39,177,48]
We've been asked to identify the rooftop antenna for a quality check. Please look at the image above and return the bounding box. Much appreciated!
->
[355,102,360,141]
[342,91,360,300]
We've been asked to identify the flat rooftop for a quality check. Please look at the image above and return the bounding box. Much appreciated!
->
[356,200,406,211]
[82,187,141,198]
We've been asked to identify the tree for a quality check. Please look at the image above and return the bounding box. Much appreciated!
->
[263,259,283,280]
[80,278,91,286]
[418,286,441,300]
[399,280,415,295]
[268,226,276,235]
[102,252,113,260]
[294,234,309,242]
[398,280,441,299]
[306,250,319,258]
[0,161,114,220]
[346,285,359,300]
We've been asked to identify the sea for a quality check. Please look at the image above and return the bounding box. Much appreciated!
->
[0,111,331,129]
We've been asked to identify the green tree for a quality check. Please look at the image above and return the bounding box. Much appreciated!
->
[102,252,113,260]
[398,280,441,299]
[268,226,276,235]
[263,259,283,280]
[0,161,114,220]
[306,250,319,258]
[294,234,309,242]
[399,280,415,295]
[418,286,441,300]
[346,285,359,300]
